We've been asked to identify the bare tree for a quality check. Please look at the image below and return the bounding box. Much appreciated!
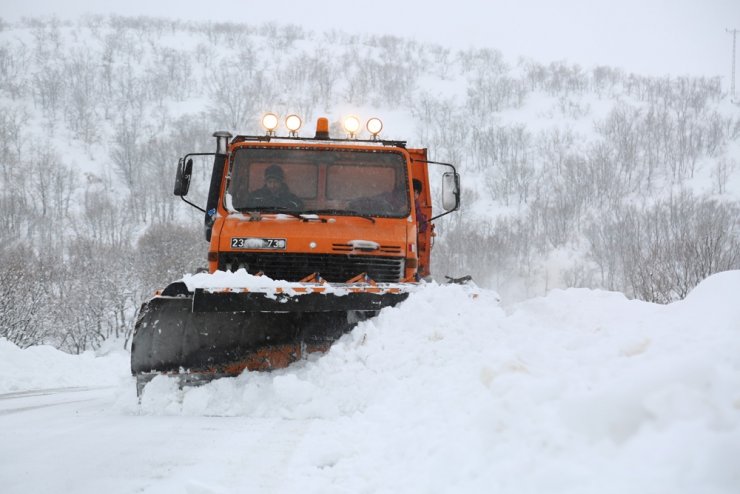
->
[136,222,206,294]
[63,49,99,145]
[712,158,736,195]
[592,192,740,303]
[0,245,46,347]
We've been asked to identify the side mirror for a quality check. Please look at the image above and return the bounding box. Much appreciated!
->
[174,158,193,196]
[441,171,460,211]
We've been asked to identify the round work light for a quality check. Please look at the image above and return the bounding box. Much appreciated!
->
[366,117,383,137]
[285,114,302,133]
[261,113,279,133]
[342,115,361,137]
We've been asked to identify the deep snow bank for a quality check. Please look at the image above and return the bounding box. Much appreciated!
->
[0,339,130,393]
[3,272,739,493]
[131,271,740,493]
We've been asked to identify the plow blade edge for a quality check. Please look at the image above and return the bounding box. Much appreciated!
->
[130,285,408,393]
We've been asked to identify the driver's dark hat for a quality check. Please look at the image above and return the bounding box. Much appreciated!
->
[264,164,284,181]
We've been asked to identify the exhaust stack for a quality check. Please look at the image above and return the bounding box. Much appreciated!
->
[213,131,232,155]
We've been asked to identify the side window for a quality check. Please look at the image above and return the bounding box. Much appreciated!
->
[227,162,251,205]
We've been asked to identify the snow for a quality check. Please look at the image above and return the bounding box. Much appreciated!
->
[181,269,417,299]
[2,271,740,493]
[0,339,129,394]
[182,269,288,290]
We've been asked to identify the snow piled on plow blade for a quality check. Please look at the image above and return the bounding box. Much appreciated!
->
[182,268,418,297]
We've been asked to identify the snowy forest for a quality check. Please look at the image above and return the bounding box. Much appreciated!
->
[1,15,739,353]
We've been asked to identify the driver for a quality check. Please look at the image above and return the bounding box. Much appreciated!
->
[250,164,304,210]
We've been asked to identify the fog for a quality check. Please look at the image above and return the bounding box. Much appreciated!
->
[3,0,738,76]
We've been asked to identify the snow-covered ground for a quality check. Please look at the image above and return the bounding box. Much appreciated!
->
[2,272,740,493]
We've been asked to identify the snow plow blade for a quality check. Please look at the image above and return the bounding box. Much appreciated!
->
[130,281,410,394]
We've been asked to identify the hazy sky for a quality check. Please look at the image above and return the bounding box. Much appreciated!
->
[4,0,739,78]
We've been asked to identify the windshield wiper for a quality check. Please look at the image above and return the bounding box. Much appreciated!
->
[237,207,328,222]
[235,206,300,218]
[303,209,376,223]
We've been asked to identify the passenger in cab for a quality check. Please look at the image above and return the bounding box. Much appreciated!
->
[413,179,428,232]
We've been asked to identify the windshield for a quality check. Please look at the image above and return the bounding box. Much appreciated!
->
[226,148,410,217]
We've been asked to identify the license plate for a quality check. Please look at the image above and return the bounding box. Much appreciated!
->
[231,237,286,250]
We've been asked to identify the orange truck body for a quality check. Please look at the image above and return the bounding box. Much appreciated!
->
[207,140,434,281]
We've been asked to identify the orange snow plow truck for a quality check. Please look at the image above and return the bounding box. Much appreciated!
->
[131,115,460,394]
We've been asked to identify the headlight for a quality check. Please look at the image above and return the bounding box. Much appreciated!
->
[261,113,279,133]
[342,115,361,137]
[366,117,383,137]
[285,114,302,133]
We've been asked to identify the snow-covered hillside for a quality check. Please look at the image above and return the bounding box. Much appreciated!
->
[1,16,739,351]
[2,272,739,493]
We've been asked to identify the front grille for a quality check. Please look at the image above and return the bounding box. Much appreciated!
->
[331,243,402,254]
[218,252,404,283]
